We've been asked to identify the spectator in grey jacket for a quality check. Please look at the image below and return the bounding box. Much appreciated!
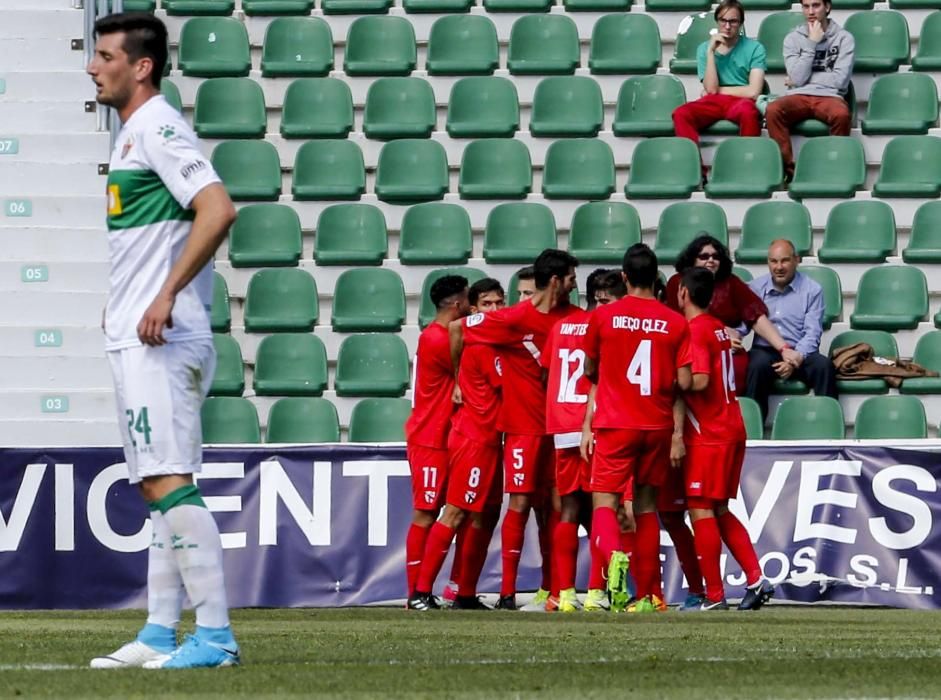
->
[765,0,855,180]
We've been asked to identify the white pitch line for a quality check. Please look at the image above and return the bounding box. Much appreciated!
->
[0,664,80,671]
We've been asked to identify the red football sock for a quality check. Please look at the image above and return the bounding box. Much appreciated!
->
[633,512,661,600]
[589,506,621,565]
[448,519,470,587]
[692,517,725,602]
[553,521,579,592]
[718,511,761,586]
[588,537,605,590]
[619,529,635,557]
[405,523,430,597]
[662,516,704,596]
[458,522,495,597]
[416,522,456,593]
[500,509,529,597]
[540,509,561,595]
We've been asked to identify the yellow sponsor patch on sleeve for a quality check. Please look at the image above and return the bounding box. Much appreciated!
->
[107,184,123,216]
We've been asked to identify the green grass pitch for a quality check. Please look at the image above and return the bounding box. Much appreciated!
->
[1,608,941,698]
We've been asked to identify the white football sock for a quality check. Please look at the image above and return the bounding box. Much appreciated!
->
[145,510,185,631]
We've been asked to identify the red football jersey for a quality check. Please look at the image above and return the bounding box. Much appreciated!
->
[452,343,502,446]
[585,295,691,431]
[404,321,455,449]
[684,313,747,444]
[463,299,577,435]
[541,308,592,435]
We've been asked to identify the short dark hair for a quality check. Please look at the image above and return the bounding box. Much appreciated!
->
[596,270,627,299]
[94,12,168,88]
[469,278,504,306]
[430,274,468,309]
[714,0,745,25]
[586,268,610,309]
[533,249,578,290]
[681,267,715,310]
[674,234,733,281]
[516,265,535,282]
[622,243,658,290]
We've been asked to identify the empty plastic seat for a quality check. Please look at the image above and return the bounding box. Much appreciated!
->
[788,137,865,200]
[244,268,319,332]
[211,140,282,201]
[543,139,615,199]
[654,201,728,264]
[829,329,898,394]
[568,201,642,263]
[483,203,556,263]
[530,76,604,137]
[202,397,260,444]
[211,271,231,333]
[912,11,941,70]
[161,79,182,112]
[739,397,764,439]
[855,396,928,438]
[363,77,436,139]
[399,203,473,265]
[706,137,782,198]
[164,0,234,16]
[229,203,302,267]
[862,73,939,135]
[375,140,449,203]
[331,268,406,331]
[344,17,416,76]
[419,267,487,326]
[831,0,873,9]
[122,0,156,9]
[193,78,266,138]
[589,14,661,75]
[733,266,753,283]
[851,267,928,331]
[267,397,340,443]
[874,136,941,198]
[426,16,499,76]
[612,75,685,137]
[314,203,388,265]
[209,334,245,396]
[254,333,329,396]
[903,201,941,263]
[845,11,910,72]
[900,331,941,394]
[260,17,333,77]
[404,0,472,12]
[292,140,365,201]
[446,77,519,138]
[178,17,250,77]
[670,13,715,74]
[507,16,580,75]
[800,265,842,329]
[459,139,532,199]
[818,200,896,263]
[735,201,812,263]
[335,334,411,397]
[280,78,353,139]
[484,0,551,12]
[243,0,315,14]
[348,398,411,442]
[323,0,392,13]
[758,12,805,73]
[625,137,700,199]
[771,396,845,440]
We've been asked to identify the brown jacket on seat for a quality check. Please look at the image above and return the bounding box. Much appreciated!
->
[831,342,939,388]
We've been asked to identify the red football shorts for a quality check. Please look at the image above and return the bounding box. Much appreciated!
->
[684,440,747,506]
[406,443,449,511]
[446,432,501,513]
[555,447,591,496]
[590,427,672,495]
[657,464,687,513]
[503,433,554,494]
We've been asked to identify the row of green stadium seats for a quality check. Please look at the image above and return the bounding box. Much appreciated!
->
[766,395,933,440]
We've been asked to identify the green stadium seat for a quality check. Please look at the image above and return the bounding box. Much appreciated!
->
[588,14,661,74]
[244,268,319,332]
[800,265,842,329]
[193,78,266,138]
[280,78,353,139]
[178,17,250,77]
[348,398,411,442]
[202,397,260,444]
[484,0,551,12]
[733,266,753,283]
[625,137,700,199]
[758,12,805,73]
[670,13,715,74]
[459,139,532,199]
[426,16,499,76]
[229,203,302,267]
[164,0,234,16]
[332,268,406,331]
[211,140,281,201]
[771,396,845,440]
[530,76,604,137]
[903,201,941,263]
[844,11,910,72]
[343,17,416,76]
[211,272,231,333]
[912,11,941,70]
[267,397,340,443]
[446,77,519,138]
[855,396,927,438]
[654,201,728,265]
[543,139,615,199]
[792,82,856,137]
[829,329,897,394]
[398,204,473,265]
[738,397,764,439]
[375,140,449,203]
[818,200,895,263]
[122,0,156,9]
[209,334,245,397]
[566,0,631,13]
[900,331,941,394]
[647,0,709,9]
[323,0,392,13]
[851,267,928,331]
[862,73,939,135]
[363,78,436,140]
[292,140,365,201]
[161,79,182,112]
[568,201,642,263]
[260,17,333,77]
[314,203,388,265]
[705,137,782,198]
[335,334,411,397]
[404,0,473,12]
[254,333,329,396]
[735,201,812,264]
[483,203,556,263]
[243,0,315,14]
[788,137,865,200]
[612,75,685,137]
[419,267,487,326]
[507,16,580,75]
[873,136,941,198]
[831,0,873,9]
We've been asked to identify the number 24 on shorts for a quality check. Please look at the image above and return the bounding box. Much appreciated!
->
[126,406,153,447]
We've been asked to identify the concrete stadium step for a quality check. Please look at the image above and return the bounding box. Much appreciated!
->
[0,228,107,260]
[0,291,105,325]
[3,355,112,390]
[1,72,96,103]
[0,419,119,447]
[0,9,83,39]
[0,326,105,357]
[0,261,110,292]
[0,389,115,421]
[0,133,109,164]
[0,102,98,132]
[0,0,74,9]
[2,38,85,71]
[0,197,105,229]
[0,162,106,196]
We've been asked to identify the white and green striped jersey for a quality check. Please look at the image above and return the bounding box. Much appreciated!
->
[104,94,221,351]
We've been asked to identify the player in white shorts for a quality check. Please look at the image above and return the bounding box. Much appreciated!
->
[86,12,239,670]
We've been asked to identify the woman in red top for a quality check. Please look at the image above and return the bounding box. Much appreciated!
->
[665,234,788,391]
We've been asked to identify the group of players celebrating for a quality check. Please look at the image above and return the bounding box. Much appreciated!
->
[404,245,775,613]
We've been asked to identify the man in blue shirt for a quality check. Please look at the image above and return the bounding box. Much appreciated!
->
[745,239,838,419]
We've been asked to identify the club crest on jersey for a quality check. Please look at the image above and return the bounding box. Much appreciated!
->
[107,184,122,216]
[464,490,478,504]
[494,356,503,376]
[466,312,485,328]
[423,490,436,504]
[156,124,178,142]
[513,473,524,486]
[120,137,134,159]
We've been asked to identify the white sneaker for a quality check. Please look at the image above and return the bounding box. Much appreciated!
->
[520,588,551,612]
[90,640,173,669]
